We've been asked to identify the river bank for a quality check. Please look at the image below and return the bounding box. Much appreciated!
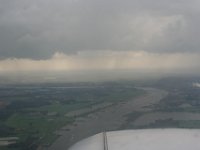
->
[44,87,167,150]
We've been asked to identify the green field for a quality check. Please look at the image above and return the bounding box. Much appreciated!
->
[0,85,144,150]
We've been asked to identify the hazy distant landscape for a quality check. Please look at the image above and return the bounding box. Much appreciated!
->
[1,0,200,150]
[0,81,143,150]
[0,77,200,150]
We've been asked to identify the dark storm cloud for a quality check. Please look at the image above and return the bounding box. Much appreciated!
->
[0,0,200,59]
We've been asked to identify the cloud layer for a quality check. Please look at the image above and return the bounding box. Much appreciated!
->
[0,0,200,59]
[0,51,199,73]
[0,0,200,82]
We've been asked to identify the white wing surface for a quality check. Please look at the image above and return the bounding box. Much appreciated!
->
[69,129,200,150]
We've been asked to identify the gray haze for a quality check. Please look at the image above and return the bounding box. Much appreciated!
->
[0,0,200,58]
[0,0,200,82]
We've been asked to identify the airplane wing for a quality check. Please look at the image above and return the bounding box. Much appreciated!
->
[69,129,200,150]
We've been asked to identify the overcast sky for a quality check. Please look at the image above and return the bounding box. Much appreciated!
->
[0,0,200,82]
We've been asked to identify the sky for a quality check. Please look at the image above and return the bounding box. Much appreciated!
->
[0,0,200,82]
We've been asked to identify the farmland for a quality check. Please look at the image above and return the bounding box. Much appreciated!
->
[0,82,143,150]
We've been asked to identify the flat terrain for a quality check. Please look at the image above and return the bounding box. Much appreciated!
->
[47,88,167,150]
[0,83,143,150]
[133,112,200,126]
[2,77,200,150]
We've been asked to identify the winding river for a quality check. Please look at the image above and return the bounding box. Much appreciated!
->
[44,87,167,150]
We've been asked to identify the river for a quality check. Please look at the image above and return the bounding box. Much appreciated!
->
[44,87,167,150]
